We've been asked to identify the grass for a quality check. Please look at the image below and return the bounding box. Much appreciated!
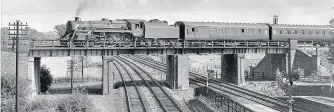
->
[24,89,96,112]
[49,81,102,95]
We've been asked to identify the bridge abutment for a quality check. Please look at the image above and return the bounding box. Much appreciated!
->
[102,56,115,95]
[251,39,320,80]
[166,55,189,89]
[221,53,245,85]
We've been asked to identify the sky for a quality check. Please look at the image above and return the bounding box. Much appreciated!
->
[1,0,334,77]
[1,0,334,32]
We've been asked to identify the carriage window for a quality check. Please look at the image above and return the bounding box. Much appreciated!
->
[221,29,225,33]
[192,28,195,32]
[287,30,291,34]
[280,30,283,34]
[241,29,245,33]
[231,28,235,33]
[301,30,305,34]
[258,29,261,34]
[323,30,326,35]
[330,31,334,35]
[316,31,319,35]
[212,28,218,33]
[135,24,139,28]
[294,30,297,34]
[273,30,276,34]
[265,29,268,34]
[308,30,312,35]
[215,28,218,33]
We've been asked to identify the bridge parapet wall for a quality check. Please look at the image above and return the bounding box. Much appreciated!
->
[252,50,319,79]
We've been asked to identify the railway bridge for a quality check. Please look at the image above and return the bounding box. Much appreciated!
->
[11,38,319,95]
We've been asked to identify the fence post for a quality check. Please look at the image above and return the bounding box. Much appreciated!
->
[227,99,230,112]
[220,96,223,108]
[51,40,54,48]
[214,92,216,103]
[246,72,248,79]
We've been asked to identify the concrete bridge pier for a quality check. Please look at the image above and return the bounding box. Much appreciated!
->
[102,56,115,95]
[221,53,246,85]
[287,39,298,75]
[33,57,41,95]
[166,55,189,89]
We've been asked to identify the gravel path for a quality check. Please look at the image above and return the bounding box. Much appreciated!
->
[89,94,124,112]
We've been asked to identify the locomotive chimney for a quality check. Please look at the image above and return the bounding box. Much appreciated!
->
[75,17,81,21]
[273,15,278,24]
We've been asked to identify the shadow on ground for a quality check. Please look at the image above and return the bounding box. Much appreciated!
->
[49,82,102,95]
[113,80,168,89]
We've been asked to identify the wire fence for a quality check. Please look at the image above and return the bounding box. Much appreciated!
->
[194,86,254,112]
[54,77,101,83]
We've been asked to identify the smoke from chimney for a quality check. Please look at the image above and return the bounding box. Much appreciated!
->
[75,17,81,21]
[75,0,96,17]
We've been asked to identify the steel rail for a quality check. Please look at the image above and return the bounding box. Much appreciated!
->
[116,56,183,112]
[113,60,147,112]
[126,55,319,112]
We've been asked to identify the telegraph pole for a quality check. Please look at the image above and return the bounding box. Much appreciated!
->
[9,20,28,112]
[82,56,84,82]
[71,59,74,93]
[330,6,334,97]
[67,57,77,94]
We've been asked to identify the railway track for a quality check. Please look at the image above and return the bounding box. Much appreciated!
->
[124,55,319,112]
[114,56,183,112]
[113,60,147,112]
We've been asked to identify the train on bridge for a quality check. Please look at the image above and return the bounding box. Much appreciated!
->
[60,16,334,46]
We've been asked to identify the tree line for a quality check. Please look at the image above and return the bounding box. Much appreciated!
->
[1,24,66,49]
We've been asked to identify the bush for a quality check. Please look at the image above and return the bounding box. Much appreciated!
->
[293,68,305,80]
[55,88,94,112]
[1,73,33,112]
[24,98,56,112]
[24,88,95,112]
[40,65,53,93]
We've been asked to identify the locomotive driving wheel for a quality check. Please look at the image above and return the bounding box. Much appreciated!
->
[121,33,133,47]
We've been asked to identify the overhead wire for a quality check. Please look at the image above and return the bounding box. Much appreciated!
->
[1,8,12,16]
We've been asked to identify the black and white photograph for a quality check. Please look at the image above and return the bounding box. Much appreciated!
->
[1,0,334,112]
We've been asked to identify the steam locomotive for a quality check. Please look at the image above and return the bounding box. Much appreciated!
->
[60,16,334,46]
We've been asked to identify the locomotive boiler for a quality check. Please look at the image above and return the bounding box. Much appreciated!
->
[61,17,180,46]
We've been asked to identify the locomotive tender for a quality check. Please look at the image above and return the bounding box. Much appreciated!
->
[61,16,334,46]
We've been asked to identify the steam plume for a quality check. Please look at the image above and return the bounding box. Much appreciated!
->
[76,0,96,16]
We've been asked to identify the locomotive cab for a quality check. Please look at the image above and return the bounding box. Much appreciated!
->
[124,19,144,38]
